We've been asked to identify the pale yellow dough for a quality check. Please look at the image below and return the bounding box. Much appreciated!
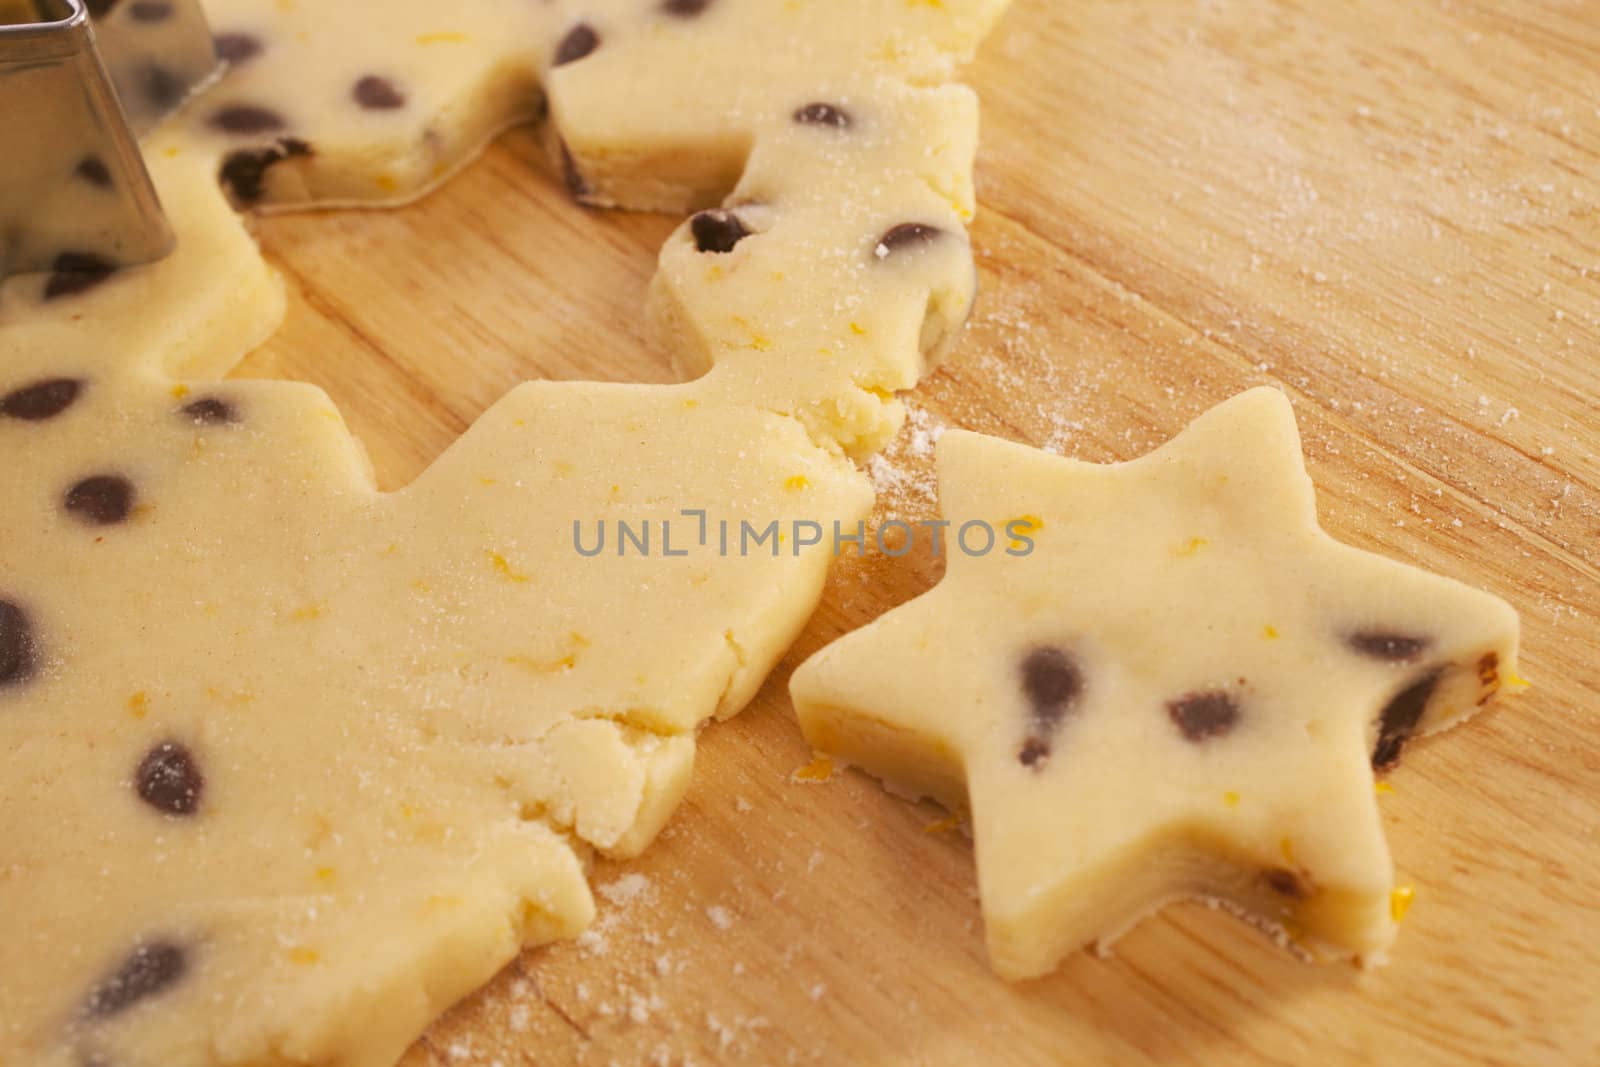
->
[1,356,866,1067]
[0,0,1009,1063]
[185,0,1007,454]
[790,388,1522,980]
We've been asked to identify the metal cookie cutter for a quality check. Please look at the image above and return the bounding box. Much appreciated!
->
[0,0,218,282]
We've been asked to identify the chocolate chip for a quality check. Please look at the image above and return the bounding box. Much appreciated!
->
[1018,740,1054,767]
[793,102,850,129]
[210,104,287,135]
[1022,646,1083,716]
[1477,651,1500,690]
[137,63,185,111]
[76,156,113,188]
[353,75,406,110]
[874,223,942,258]
[1348,631,1430,663]
[2,378,83,420]
[1167,691,1240,742]
[0,600,34,687]
[559,140,587,198]
[214,32,263,64]
[1016,646,1083,768]
[83,940,186,1018]
[1372,672,1441,770]
[661,0,712,14]
[690,210,750,254]
[84,0,118,17]
[1263,868,1310,898]
[128,1,172,22]
[64,475,134,526]
[180,396,237,425]
[43,252,116,301]
[217,138,311,204]
[136,741,204,815]
[554,23,599,66]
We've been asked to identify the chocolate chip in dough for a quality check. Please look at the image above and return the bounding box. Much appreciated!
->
[1166,690,1240,742]
[1371,671,1441,771]
[1016,645,1084,768]
[0,600,35,687]
[1477,651,1500,694]
[1347,631,1430,663]
[83,940,187,1018]
[64,475,135,526]
[1017,736,1050,769]
[127,1,172,22]
[43,252,116,301]
[180,396,237,425]
[874,222,942,259]
[661,0,713,15]
[353,75,406,110]
[136,741,204,816]
[1263,867,1311,899]
[1023,646,1083,714]
[214,32,263,65]
[558,140,588,198]
[84,0,118,17]
[140,62,189,110]
[210,104,287,135]
[217,138,311,204]
[75,156,113,188]
[554,23,600,66]
[2,378,83,420]
[793,102,851,129]
[690,210,750,254]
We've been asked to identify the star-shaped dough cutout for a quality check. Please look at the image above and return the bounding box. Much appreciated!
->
[790,388,1522,979]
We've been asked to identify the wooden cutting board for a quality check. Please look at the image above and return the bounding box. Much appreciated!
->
[233,1,1600,1063]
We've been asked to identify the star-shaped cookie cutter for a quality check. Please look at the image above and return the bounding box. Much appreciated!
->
[0,0,218,279]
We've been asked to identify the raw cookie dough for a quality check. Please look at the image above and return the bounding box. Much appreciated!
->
[790,388,1522,980]
[0,357,865,1067]
[0,0,1011,1063]
[135,0,1008,453]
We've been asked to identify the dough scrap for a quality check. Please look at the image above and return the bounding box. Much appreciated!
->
[0,0,1010,1063]
[183,0,1009,454]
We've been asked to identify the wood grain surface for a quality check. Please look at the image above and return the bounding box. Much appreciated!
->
[234,1,1599,1063]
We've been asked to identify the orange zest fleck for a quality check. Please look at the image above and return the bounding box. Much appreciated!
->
[488,552,531,583]
[791,755,834,783]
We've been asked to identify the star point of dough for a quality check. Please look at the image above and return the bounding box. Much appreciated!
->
[791,387,1521,979]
